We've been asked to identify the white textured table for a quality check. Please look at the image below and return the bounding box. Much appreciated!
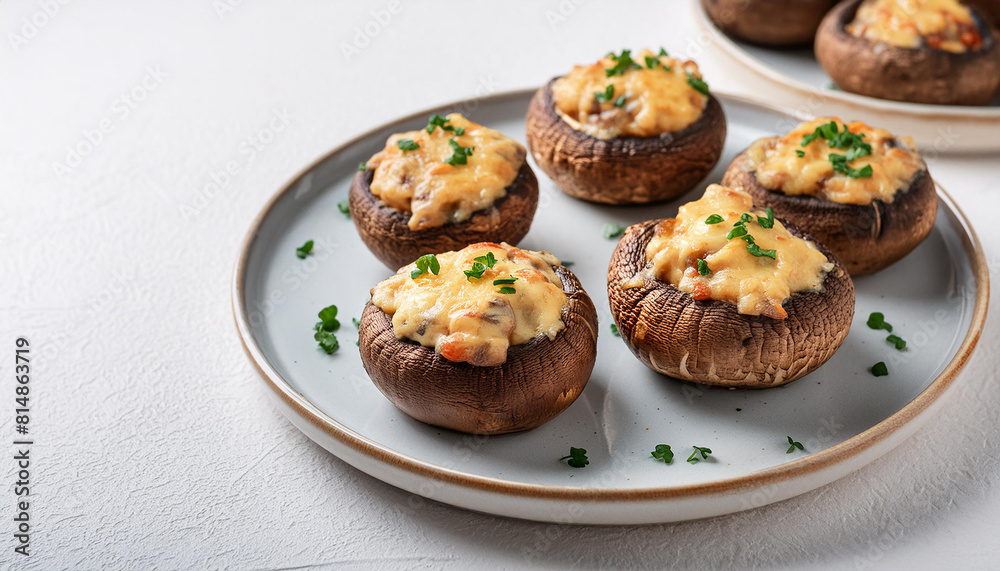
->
[3,1,998,568]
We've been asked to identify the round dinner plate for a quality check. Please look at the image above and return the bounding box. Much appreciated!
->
[232,89,987,525]
[692,0,1000,154]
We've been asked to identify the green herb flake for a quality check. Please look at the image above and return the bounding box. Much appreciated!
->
[338,200,351,217]
[397,139,420,151]
[313,304,341,354]
[687,446,712,463]
[645,55,660,69]
[444,138,474,166]
[697,259,711,275]
[352,317,360,328]
[786,436,804,454]
[493,276,518,286]
[595,84,614,103]
[726,225,748,240]
[613,94,627,108]
[651,444,674,464]
[610,323,620,337]
[425,114,459,135]
[871,361,889,377]
[358,162,367,171]
[560,447,589,468]
[886,334,907,350]
[498,286,516,295]
[658,47,669,57]
[464,252,497,281]
[866,312,893,332]
[605,49,642,77]
[687,73,709,95]
[410,254,441,279]
[795,150,805,158]
[746,243,777,259]
[757,207,774,229]
[561,261,575,267]
[295,239,314,259]
[603,222,625,239]
[705,214,724,224]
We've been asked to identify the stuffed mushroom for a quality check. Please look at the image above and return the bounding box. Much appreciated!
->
[816,0,1000,105]
[359,242,598,434]
[351,113,538,269]
[701,0,838,47]
[526,48,726,204]
[723,117,937,275]
[607,184,855,388]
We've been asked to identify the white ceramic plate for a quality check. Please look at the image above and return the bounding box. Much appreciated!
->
[692,0,1000,153]
[232,89,987,524]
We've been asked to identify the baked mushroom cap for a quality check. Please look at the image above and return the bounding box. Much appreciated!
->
[525,79,727,205]
[701,0,838,47]
[349,163,539,269]
[815,0,1000,105]
[607,220,855,388]
[359,265,598,435]
[722,149,938,276]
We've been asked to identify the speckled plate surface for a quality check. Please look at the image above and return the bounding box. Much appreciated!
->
[692,0,1000,153]
[232,89,987,524]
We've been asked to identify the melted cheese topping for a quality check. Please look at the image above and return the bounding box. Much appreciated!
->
[365,114,526,230]
[847,0,983,53]
[631,185,833,319]
[370,242,568,367]
[747,117,922,205]
[551,49,708,139]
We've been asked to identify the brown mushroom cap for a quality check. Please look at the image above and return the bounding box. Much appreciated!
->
[349,163,539,269]
[722,148,938,276]
[359,265,599,435]
[702,0,838,47]
[525,79,727,205]
[815,0,1000,105]
[607,220,855,388]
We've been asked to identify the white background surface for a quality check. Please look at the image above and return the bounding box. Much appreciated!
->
[2,0,998,569]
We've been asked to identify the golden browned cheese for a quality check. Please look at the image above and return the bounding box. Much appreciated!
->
[847,0,983,53]
[370,242,568,367]
[631,185,833,319]
[551,49,708,139]
[747,117,922,205]
[365,114,525,230]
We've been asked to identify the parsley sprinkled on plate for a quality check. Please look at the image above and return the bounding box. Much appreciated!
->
[687,446,712,463]
[560,447,589,468]
[313,304,341,354]
[651,444,674,464]
[603,223,625,239]
[295,239,314,259]
[786,436,804,453]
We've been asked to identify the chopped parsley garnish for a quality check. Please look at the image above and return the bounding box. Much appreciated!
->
[746,242,777,259]
[493,276,518,285]
[651,444,674,464]
[786,436,804,453]
[658,47,669,56]
[358,162,367,171]
[397,139,419,151]
[886,334,907,350]
[424,114,464,135]
[697,259,711,275]
[614,94,627,107]
[444,138,474,166]
[410,254,440,279]
[560,447,589,468]
[603,222,625,239]
[757,206,774,229]
[687,73,709,95]
[687,446,712,463]
[705,214,724,224]
[871,361,889,377]
[726,225,748,240]
[561,261,575,267]
[800,121,873,179]
[295,239,314,259]
[498,286,516,295]
[313,304,341,354]
[866,312,893,332]
[464,252,497,281]
[352,317,360,328]
[644,55,660,69]
[595,84,614,103]
[338,200,351,217]
[610,323,620,337]
[605,49,642,76]
[795,150,805,158]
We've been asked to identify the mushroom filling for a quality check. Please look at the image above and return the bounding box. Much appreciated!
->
[363,113,526,231]
[846,0,984,53]
[629,185,833,319]
[551,49,708,140]
[370,242,568,367]
[746,117,922,205]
